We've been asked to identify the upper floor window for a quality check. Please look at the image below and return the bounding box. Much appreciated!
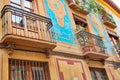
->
[11,0,20,4]
[10,0,35,28]
[11,0,21,8]
[10,0,34,12]
[24,0,33,11]
[73,14,88,31]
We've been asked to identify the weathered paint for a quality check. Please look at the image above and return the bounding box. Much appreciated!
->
[56,58,87,80]
[44,0,76,45]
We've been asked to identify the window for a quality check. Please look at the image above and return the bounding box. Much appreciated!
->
[73,14,90,45]
[24,0,33,11]
[10,0,34,11]
[90,68,109,80]
[11,0,20,4]
[107,31,119,52]
[9,59,50,80]
[10,0,35,28]
[73,14,88,31]
[11,0,21,8]
[12,15,24,27]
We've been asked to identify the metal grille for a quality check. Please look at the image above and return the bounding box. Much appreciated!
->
[76,30,106,54]
[9,59,50,80]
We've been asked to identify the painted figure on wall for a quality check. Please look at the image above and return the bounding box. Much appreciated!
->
[44,0,76,45]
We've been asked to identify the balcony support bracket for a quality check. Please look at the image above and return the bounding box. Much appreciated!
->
[5,42,15,55]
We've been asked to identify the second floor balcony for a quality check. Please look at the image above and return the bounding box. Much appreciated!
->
[76,30,108,60]
[68,0,89,15]
[101,13,117,29]
[0,5,56,52]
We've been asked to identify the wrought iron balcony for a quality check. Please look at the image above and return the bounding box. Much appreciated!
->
[68,0,89,15]
[76,30,108,60]
[0,5,56,52]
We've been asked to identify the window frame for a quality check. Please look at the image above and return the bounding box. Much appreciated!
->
[90,68,109,80]
[9,59,51,80]
[10,0,34,12]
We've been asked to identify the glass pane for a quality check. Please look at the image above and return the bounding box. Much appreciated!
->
[32,67,44,80]
[11,3,21,8]
[24,0,32,8]
[11,0,20,4]
[12,15,16,22]
[90,70,96,80]
[12,15,24,27]
[11,66,25,80]
[95,71,104,80]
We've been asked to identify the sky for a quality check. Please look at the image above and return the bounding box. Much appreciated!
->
[112,0,120,9]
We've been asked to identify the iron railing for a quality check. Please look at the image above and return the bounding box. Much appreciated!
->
[1,5,55,43]
[9,59,50,80]
[101,12,116,25]
[76,30,106,54]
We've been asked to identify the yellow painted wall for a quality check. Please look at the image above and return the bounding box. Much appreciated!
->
[0,0,120,80]
[0,48,120,80]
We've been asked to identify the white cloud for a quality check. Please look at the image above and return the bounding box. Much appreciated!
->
[112,0,120,9]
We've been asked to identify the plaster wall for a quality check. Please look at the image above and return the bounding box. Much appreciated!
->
[0,0,120,80]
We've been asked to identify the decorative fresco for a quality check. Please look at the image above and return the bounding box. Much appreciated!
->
[56,58,87,80]
[88,13,114,54]
[44,0,76,45]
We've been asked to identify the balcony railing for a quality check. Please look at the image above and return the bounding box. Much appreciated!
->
[0,5,56,51]
[76,30,108,60]
[101,13,116,29]
[68,0,89,15]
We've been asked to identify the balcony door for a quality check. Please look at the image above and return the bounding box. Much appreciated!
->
[10,0,40,39]
[90,68,109,80]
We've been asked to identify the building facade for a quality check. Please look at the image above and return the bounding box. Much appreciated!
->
[0,0,120,80]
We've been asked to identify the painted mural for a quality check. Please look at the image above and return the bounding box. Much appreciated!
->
[88,13,114,54]
[44,0,76,45]
[56,58,87,80]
